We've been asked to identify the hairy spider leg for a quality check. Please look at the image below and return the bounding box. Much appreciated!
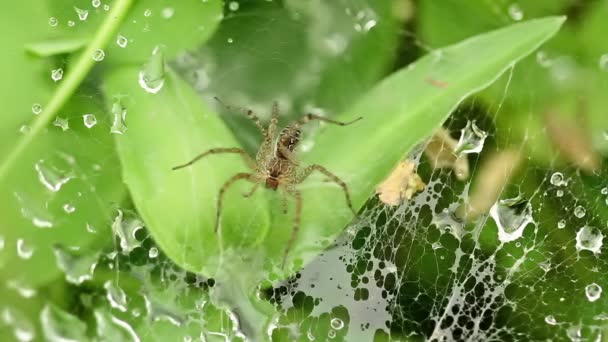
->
[172,147,256,171]
[282,189,302,269]
[215,173,257,233]
[242,182,260,198]
[295,113,363,128]
[297,164,357,215]
[214,96,267,135]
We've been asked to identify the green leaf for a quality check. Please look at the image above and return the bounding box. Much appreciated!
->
[282,17,566,270]
[104,67,270,276]
[25,37,88,57]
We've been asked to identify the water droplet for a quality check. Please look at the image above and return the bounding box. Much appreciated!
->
[83,114,97,128]
[85,222,97,234]
[34,159,74,192]
[536,50,553,68]
[508,3,524,21]
[227,37,234,44]
[6,279,37,298]
[74,7,89,21]
[161,7,175,19]
[574,205,586,218]
[363,19,377,32]
[545,315,557,325]
[105,281,128,312]
[112,209,144,253]
[550,172,564,186]
[92,0,101,8]
[490,197,533,243]
[138,48,166,94]
[67,21,75,27]
[32,217,53,228]
[92,49,105,61]
[144,8,152,17]
[143,293,185,326]
[575,225,603,254]
[556,189,564,197]
[94,310,141,341]
[17,239,34,259]
[228,1,239,11]
[585,283,602,302]
[53,245,99,284]
[110,102,128,134]
[51,68,64,82]
[328,330,336,339]
[103,4,110,11]
[601,187,608,195]
[116,35,128,48]
[2,307,36,342]
[455,121,488,155]
[20,125,30,134]
[40,304,87,342]
[62,203,76,214]
[330,318,344,330]
[0,236,4,251]
[558,219,566,229]
[32,103,42,115]
[48,17,58,27]
[183,336,192,342]
[53,117,69,131]
[149,247,159,258]
[599,54,608,71]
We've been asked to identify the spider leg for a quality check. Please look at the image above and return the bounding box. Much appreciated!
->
[281,189,302,269]
[242,183,260,198]
[295,113,362,128]
[214,97,267,136]
[172,148,256,171]
[280,189,289,214]
[298,164,357,216]
[215,173,257,234]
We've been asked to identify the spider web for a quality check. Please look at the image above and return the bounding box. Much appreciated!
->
[3,1,608,342]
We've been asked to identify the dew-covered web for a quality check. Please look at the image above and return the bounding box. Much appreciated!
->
[3,1,608,342]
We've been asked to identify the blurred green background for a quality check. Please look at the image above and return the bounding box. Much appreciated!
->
[0,0,606,341]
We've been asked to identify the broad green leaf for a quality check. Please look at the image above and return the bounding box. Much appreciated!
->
[104,67,270,276]
[278,17,566,270]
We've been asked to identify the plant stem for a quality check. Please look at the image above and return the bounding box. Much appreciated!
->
[0,0,134,182]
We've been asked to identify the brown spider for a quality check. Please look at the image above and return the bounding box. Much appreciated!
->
[172,98,361,268]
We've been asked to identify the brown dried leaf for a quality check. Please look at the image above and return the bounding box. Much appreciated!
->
[376,160,425,206]
[424,127,470,180]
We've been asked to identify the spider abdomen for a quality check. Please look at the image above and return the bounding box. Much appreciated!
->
[277,126,301,159]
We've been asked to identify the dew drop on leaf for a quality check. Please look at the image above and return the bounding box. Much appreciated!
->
[508,4,524,21]
[585,283,602,302]
[161,7,175,19]
[53,245,99,285]
[34,159,74,192]
[19,125,30,134]
[110,102,128,134]
[557,219,566,229]
[545,315,557,325]
[111,209,144,253]
[550,172,564,186]
[575,226,603,254]
[149,247,159,258]
[574,205,586,218]
[48,17,58,27]
[92,49,105,61]
[53,117,69,131]
[16,239,34,259]
[116,35,128,48]
[104,281,128,312]
[67,21,75,27]
[83,113,97,128]
[91,0,100,8]
[144,8,152,17]
[74,7,89,21]
[51,68,63,82]
[31,103,42,115]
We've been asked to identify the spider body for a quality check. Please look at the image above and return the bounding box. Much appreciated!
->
[172,99,361,268]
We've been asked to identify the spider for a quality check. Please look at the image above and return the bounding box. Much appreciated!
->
[172,98,361,268]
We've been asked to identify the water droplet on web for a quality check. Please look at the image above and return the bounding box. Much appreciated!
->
[143,293,185,326]
[599,54,608,71]
[85,222,97,234]
[228,1,240,11]
[48,17,58,27]
[110,102,128,134]
[105,281,128,312]
[490,197,533,243]
[92,0,101,8]
[149,247,159,258]
[74,7,89,21]
[51,68,63,82]
[575,225,603,254]
[545,315,557,325]
[111,209,144,253]
[68,20,75,27]
[227,37,234,44]
[94,310,140,341]
[585,283,602,302]
[330,318,344,330]
[161,7,175,19]
[34,159,74,192]
[455,121,488,155]
[62,203,76,214]
[550,172,564,186]
[508,3,524,21]
[183,336,192,342]
[558,219,566,229]
[83,114,97,128]
[601,187,608,195]
[32,216,53,228]
[556,189,564,197]
[6,279,37,298]
[144,8,152,16]
[53,117,69,131]
[92,49,105,61]
[139,47,165,94]
[363,19,377,32]
[116,35,128,48]
[328,330,336,339]
[536,50,553,68]
[17,239,34,259]
[53,245,99,284]
[103,4,110,11]
[574,205,586,218]
[2,307,36,342]
[32,103,42,115]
